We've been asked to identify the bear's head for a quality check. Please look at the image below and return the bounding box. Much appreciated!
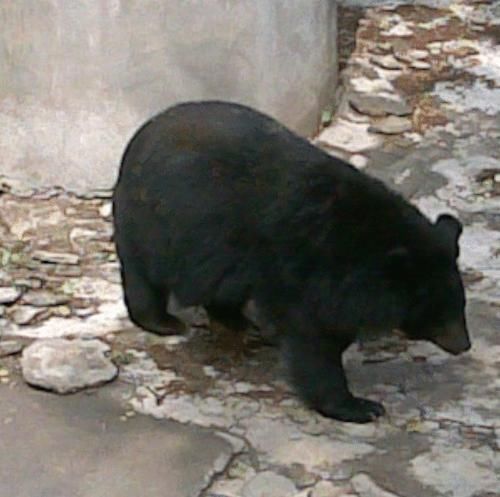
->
[402,214,471,355]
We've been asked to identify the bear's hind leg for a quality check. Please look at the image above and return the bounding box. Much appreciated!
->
[120,264,184,335]
[284,330,385,423]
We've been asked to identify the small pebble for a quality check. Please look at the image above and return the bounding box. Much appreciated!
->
[370,54,404,70]
[51,305,72,317]
[0,287,22,305]
[381,24,413,37]
[411,60,432,70]
[427,42,442,51]
[74,307,96,318]
[284,464,317,488]
[374,42,393,53]
[23,290,70,307]
[54,265,83,277]
[10,306,42,325]
[235,382,254,394]
[227,460,256,480]
[395,49,428,63]
[99,202,113,218]
[14,278,43,289]
[409,49,429,60]
[32,250,80,266]
[0,340,24,357]
[162,335,188,347]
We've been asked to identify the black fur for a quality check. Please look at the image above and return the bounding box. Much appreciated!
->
[113,101,471,423]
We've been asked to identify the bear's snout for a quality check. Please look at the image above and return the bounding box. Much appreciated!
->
[431,321,471,355]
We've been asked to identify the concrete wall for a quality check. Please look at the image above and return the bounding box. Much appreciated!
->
[0,1,337,193]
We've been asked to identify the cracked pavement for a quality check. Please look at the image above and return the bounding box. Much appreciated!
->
[0,1,499,496]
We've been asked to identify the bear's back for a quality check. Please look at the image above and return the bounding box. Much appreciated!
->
[118,101,331,187]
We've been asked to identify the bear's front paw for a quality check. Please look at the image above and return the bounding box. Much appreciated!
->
[317,396,386,423]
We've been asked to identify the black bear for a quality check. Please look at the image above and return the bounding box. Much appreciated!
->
[113,101,471,423]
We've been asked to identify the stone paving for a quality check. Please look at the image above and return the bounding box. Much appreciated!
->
[0,1,499,496]
[0,383,236,497]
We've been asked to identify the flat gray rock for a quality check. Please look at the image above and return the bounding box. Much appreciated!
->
[351,473,402,497]
[0,339,24,357]
[0,384,234,497]
[370,54,405,70]
[242,471,297,497]
[32,250,80,265]
[22,290,70,307]
[410,60,432,70]
[369,116,413,135]
[348,92,412,117]
[10,305,42,325]
[21,338,118,393]
[0,286,21,304]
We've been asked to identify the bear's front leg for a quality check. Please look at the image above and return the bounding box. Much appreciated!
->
[283,330,385,423]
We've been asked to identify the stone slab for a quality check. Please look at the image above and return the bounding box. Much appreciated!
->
[0,383,233,497]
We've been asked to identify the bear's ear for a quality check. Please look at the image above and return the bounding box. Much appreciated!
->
[436,214,462,258]
[436,214,462,240]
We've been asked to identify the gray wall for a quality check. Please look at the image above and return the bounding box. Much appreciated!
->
[0,1,337,193]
